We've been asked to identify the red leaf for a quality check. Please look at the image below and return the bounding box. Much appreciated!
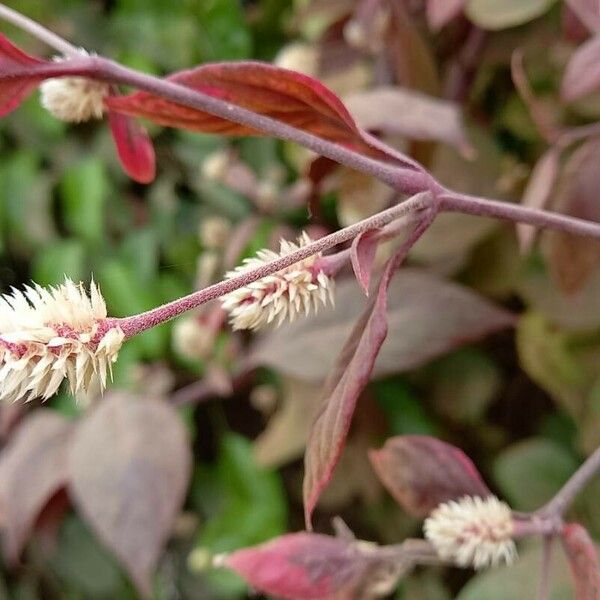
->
[69,393,192,597]
[426,0,466,30]
[565,0,600,33]
[561,523,600,600]
[303,246,409,527]
[106,62,415,167]
[108,109,156,183]
[350,230,380,296]
[369,435,490,517]
[562,33,600,101]
[0,410,72,563]
[0,33,47,116]
[224,533,372,599]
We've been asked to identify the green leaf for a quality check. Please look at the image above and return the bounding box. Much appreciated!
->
[466,0,558,30]
[32,239,86,286]
[59,158,108,246]
[493,438,578,511]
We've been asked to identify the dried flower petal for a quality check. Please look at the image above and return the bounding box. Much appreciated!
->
[424,495,517,569]
[40,50,109,123]
[0,278,123,403]
[221,232,334,331]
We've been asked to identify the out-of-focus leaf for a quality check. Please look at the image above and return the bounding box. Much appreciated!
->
[303,249,400,528]
[69,393,192,597]
[369,435,490,518]
[253,378,323,468]
[337,168,391,227]
[345,87,472,155]
[543,137,600,294]
[0,411,72,564]
[561,523,600,599]
[119,228,159,283]
[251,270,515,383]
[517,148,561,254]
[457,542,575,599]
[32,239,86,286]
[493,438,578,511]
[426,0,466,30]
[224,533,391,600]
[565,0,600,32]
[106,62,417,169]
[562,33,600,101]
[466,0,558,30]
[59,158,108,246]
[350,230,380,295]
[107,110,156,184]
[51,516,127,599]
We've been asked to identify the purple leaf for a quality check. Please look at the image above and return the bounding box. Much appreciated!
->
[561,523,600,600]
[350,230,380,295]
[369,435,490,517]
[69,393,192,597]
[303,251,401,528]
[224,533,375,599]
[517,147,561,253]
[251,270,515,382]
[345,87,473,156]
[562,33,600,101]
[426,0,466,30]
[0,411,72,563]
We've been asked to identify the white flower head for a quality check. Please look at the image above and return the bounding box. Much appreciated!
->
[40,50,109,123]
[424,495,517,569]
[221,232,334,331]
[0,278,124,403]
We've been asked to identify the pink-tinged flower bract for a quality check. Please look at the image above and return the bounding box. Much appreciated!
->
[424,495,517,569]
[0,279,124,403]
[221,232,334,331]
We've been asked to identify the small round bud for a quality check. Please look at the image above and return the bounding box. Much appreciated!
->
[201,151,230,182]
[274,42,319,76]
[199,216,231,249]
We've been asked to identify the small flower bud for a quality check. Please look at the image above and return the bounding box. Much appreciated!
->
[172,316,213,360]
[424,495,517,569]
[199,216,231,250]
[0,279,123,403]
[201,150,230,182]
[40,50,109,123]
[221,232,334,331]
[274,43,319,76]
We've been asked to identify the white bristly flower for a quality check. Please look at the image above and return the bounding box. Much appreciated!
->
[221,232,334,331]
[40,50,109,123]
[424,495,517,569]
[0,278,124,403]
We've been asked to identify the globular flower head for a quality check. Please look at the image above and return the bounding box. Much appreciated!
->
[221,232,334,331]
[424,495,517,569]
[40,50,109,123]
[0,278,124,403]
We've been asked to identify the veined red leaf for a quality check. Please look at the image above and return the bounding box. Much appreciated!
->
[106,62,416,167]
[562,33,600,101]
[0,411,72,563]
[561,523,600,600]
[302,240,412,527]
[0,33,47,116]
[350,230,380,296]
[426,0,467,31]
[108,110,156,184]
[224,533,375,600]
[369,435,490,517]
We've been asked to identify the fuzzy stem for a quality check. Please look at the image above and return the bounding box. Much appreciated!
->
[538,445,600,518]
[0,4,79,56]
[117,192,433,337]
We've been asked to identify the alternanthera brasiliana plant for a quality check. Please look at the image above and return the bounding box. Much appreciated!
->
[1,3,600,599]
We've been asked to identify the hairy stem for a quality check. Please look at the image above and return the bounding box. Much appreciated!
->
[538,445,600,518]
[117,192,433,337]
[0,4,79,56]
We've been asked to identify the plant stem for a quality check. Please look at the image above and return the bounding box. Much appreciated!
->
[117,192,433,337]
[538,445,600,518]
[0,4,79,56]
[537,536,553,600]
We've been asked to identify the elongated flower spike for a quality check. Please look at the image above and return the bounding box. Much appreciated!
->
[221,232,335,331]
[424,495,517,569]
[0,278,124,403]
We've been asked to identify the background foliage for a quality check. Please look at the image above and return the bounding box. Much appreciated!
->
[0,0,599,598]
